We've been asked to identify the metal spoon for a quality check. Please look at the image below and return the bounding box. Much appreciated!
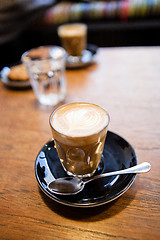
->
[48,162,151,195]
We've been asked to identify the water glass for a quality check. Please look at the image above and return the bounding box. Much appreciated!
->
[22,46,66,106]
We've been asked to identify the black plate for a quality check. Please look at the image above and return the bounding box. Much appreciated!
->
[35,131,137,208]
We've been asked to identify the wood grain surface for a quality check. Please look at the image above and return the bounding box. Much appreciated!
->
[0,47,160,240]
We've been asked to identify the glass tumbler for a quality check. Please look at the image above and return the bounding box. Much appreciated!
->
[22,46,66,106]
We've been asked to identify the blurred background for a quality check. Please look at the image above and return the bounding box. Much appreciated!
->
[0,0,160,70]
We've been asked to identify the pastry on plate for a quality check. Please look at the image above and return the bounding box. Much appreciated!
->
[8,64,29,81]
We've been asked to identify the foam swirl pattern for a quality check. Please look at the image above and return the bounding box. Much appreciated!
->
[51,103,109,137]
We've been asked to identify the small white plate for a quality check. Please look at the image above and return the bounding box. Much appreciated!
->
[1,64,31,89]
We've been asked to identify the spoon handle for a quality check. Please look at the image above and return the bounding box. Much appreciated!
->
[84,162,151,183]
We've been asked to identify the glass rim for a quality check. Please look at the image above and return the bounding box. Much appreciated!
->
[58,22,87,30]
[21,45,67,63]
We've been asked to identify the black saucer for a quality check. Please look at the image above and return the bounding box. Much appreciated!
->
[66,44,98,69]
[35,131,137,208]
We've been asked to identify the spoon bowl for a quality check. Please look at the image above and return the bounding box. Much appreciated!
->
[48,162,151,195]
[49,177,84,195]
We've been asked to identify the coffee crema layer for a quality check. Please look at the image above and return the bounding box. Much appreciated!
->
[51,103,109,137]
[58,24,87,37]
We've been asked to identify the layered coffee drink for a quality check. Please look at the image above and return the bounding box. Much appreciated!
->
[58,23,87,56]
[50,103,110,177]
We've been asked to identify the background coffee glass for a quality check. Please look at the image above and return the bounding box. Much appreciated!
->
[22,46,66,106]
[50,102,110,178]
[58,23,87,56]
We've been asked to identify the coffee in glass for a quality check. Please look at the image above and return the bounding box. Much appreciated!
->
[58,23,87,56]
[50,102,110,178]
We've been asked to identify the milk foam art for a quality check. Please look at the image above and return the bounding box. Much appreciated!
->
[51,103,109,137]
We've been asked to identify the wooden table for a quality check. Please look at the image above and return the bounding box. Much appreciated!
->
[0,47,159,240]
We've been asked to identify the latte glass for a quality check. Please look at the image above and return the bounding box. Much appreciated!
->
[58,23,87,56]
[22,46,66,106]
[50,102,110,178]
